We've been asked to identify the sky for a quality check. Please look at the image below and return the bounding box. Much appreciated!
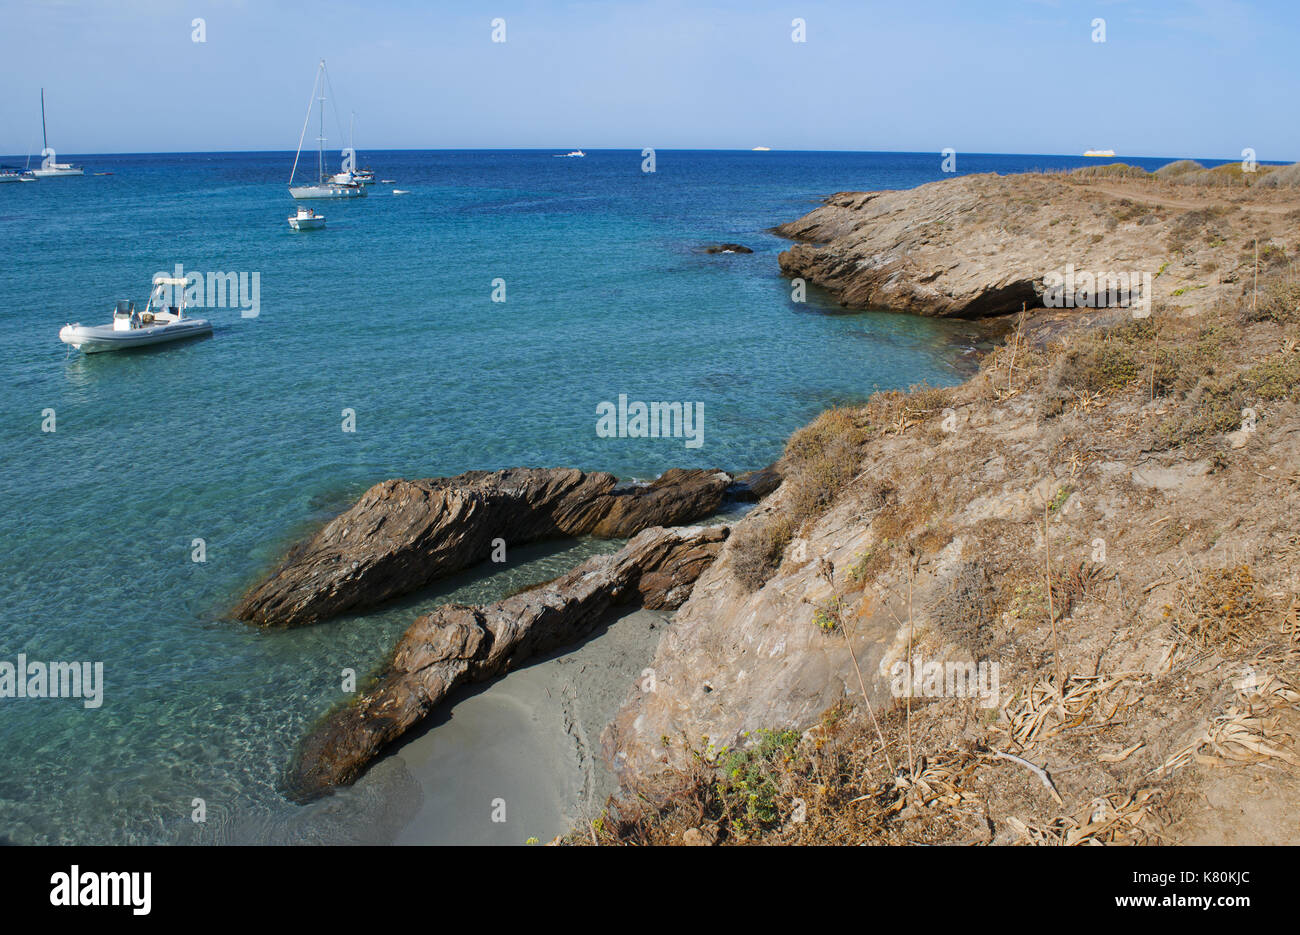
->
[0,0,1295,160]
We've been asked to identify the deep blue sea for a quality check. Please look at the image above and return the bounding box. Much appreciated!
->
[0,149,1216,844]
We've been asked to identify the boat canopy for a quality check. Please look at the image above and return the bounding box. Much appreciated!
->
[152,276,188,286]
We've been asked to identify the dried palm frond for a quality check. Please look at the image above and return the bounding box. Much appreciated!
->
[1007,789,1161,846]
[1000,672,1144,748]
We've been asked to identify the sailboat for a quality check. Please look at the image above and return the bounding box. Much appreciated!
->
[30,89,83,178]
[327,112,375,186]
[289,61,365,200]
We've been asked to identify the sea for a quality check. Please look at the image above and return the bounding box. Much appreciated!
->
[0,149,1213,844]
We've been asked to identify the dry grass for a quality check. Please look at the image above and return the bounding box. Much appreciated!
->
[1071,163,1149,180]
[731,395,952,591]
[569,705,986,846]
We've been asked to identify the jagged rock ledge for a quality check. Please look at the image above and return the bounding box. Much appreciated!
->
[285,523,728,801]
[235,466,736,627]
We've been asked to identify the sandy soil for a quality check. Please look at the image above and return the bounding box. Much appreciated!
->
[389,606,668,845]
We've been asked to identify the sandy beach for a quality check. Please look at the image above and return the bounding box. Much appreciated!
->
[389,605,668,845]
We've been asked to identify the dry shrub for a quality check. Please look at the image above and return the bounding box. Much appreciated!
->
[1154,159,1204,179]
[1051,560,1109,620]
[1049,317,1155,398]
[929,562,998,657]
[1158,373,1246,447]
[730,406,872,591]
[782,405,871,522]
[1166,205,1228,252]
[1151,320,1228,397]
[1168,565,1274,655]
[1243,277,1300,324]
[870,472,943,550]
[1159,347,1300,447]
[729,513,794,592]
[573,706,982,846]
[1071,163,1148,179]
[1256,162,1300,189]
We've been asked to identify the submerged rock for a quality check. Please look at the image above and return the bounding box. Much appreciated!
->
[702,243,754,254]
[234,467,732,627]
[285,524,729,800]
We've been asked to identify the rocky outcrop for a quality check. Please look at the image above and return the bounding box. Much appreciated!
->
[703,243,753,254]
[602,486,903,781]
[286,524,729,800]
[774,173,1200,318]
[587,468,733,537]
[729,464,782,501]
[235,467,732,627]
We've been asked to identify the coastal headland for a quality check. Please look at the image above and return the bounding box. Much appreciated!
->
[246,163,1300,844]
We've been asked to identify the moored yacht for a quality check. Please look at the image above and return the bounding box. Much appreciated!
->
[30,89,83,177]
[289,61,366,200]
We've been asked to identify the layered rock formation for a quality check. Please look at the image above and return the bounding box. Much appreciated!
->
[286,524,728,800]
[774,172,1244,318]
[235,467,732,627]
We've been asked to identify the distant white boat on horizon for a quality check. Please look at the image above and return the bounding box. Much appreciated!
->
[288,61,366,200]
[554,150,586,157]
[752,146,772,151]
[59,275,212,353]
[1083,149,1116,157]
[29,89,83,177]
[392,189,410,195]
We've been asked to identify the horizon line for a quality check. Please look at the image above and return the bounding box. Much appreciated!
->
[1,147,1291,165]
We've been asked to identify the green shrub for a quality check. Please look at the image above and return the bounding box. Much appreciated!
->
[716,729,802,832]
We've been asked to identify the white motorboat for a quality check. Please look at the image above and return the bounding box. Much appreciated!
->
[0,169,22,184]
[288,205,326,230]
[289,61,366,200]
[555,150,586,157]
[30,89,83,177]
[59,276,212,353]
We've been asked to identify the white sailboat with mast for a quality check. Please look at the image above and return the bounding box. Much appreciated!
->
[328,112,374,186]
[289,60,365,200]
[30,88,83,178]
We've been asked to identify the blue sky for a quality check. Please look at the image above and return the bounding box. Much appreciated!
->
[0,0,1294,159]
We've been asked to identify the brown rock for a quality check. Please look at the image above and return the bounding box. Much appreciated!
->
[729,464,782,501]
[285,524,729,800]
[235,467,731,627]
[586,468,733,538]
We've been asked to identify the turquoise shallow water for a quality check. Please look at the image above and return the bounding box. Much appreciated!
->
[0,149,1195,843]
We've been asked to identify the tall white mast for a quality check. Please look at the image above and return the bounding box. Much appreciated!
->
[316,60,326,182]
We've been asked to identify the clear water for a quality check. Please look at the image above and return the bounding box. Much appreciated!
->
[0,149,1188,844]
